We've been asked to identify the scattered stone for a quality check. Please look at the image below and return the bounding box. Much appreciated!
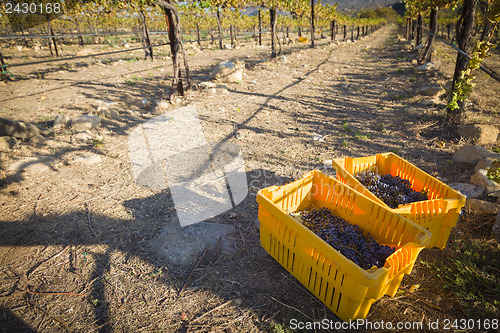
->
[70,115,101,131]
[150,216,236,266]
[465,198,500,215]
[491,212,500,241]
[0,137,10,151]
[235,132,244,139]
[449,182,484,198]
[470,169,500,194]
[222,44,232,50]
[28,135,46,145]
[453,145,500,164]
[73,131,94,143]
[475,158,499,173]
[457,124,499,145]
[411,44,424,51]
[416,62,435,71]
[153,100,169,111]
[416,86,441,96]
[280,55,288,63]
[0,118,41,139]
[209,60,245,83]
[420,99,435,106]
[141,98,149,105]
[249,80,257,84]
[199,81,217,89]
[73,154,102,165]
[53,114,69,128]
[8,156,55,173]
[124,110,139,118]
[254,218,260,231]
[311,134,325,142]
[98,106,119,119]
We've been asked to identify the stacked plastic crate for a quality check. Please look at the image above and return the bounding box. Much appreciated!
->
[256,153,466,321]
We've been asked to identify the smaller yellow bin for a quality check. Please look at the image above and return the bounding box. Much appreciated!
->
[332,153,466,249]
[257,170,431,321]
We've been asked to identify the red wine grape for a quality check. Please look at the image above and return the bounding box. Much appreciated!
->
[355,171,428,209]
[299,207,396,270]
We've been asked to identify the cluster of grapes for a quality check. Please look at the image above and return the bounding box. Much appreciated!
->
[300,207,396,270]
[355,171,428,209]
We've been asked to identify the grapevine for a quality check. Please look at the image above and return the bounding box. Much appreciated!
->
[447,39,496,110]
[299,207,396,270]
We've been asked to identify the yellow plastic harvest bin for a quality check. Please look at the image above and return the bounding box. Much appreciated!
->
[257,170,431,321]
[332,153,466,249]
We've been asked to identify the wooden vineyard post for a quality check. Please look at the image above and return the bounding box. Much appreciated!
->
[416,13,423,45]
[310,0,315,48]
[156,0,191,102]
[139,9,153,60]
[419,6,438,64]
[270,7,277,58]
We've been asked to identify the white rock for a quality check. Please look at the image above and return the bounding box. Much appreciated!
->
[475,158,499,173]
[465,198,500,215]
[71,115,100,131]
[449,182,484,198]
[209,60,245,83]
[153,101,168,111]
[141,98,149,105]
[416,62,435,71]
[98,106,119,119]
[458,124,499,145]
[74,154,102,165]
[416,86,441,96]
[470,169,500,194]
[311,134,325,142]
[280,55,288,63]
[412,44,425,51]
[453,145,500,164]
[199,81,217,89]
[53,114,69,128]
[73,131,94,143]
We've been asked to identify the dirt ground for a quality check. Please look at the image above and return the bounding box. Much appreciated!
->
[0,24,499,332]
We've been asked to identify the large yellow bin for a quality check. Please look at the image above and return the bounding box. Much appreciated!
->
[257,170,431,321]
[332,153,466,249]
